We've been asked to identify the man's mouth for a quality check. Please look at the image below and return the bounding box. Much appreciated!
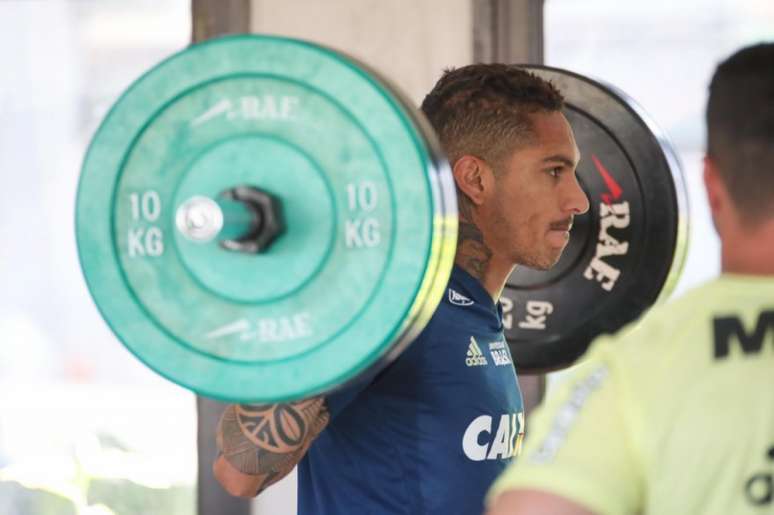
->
[549,218,574,232]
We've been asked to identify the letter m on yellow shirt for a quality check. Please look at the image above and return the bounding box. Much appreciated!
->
[713,310,774,359]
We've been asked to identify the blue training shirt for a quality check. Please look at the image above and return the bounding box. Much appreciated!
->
[298,265,524,515]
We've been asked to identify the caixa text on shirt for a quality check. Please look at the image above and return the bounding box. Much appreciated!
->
[462,412,525,461]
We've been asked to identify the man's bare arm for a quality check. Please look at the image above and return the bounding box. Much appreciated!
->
[486,489,596,515]
[213,397,330,498]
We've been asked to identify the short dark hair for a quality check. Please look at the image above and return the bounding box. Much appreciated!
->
[707,42,774,223]
[420,63,564,168]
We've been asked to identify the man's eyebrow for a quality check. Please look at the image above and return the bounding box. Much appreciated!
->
[542,154,578,167]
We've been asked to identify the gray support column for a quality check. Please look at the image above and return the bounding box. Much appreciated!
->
[196,397,251,515]
[473,0,547,416]
[518,371,546,418]
[191,3,253,514]
[473,0,544,64]
[192,0,251,42]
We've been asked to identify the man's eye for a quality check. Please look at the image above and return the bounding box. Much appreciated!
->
[548,167,561,178]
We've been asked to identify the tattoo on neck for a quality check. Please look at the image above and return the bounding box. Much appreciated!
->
[457,193,474,221]
[456,221,492,279]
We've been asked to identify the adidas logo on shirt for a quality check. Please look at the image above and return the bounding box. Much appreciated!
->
[466,337,488,367]
[449,288,474,307]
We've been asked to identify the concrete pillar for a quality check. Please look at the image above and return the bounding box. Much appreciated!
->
[473,0,544,64]
[192,3,253,513]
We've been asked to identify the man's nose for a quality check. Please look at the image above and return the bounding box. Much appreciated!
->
[563,174,590,215]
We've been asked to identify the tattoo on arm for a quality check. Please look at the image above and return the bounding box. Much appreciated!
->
[217,397,330,494]
[456,221,492,279]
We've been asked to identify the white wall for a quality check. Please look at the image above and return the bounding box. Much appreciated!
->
[545,0,774,297]
[250,0,473,106]
[0,2,196,513]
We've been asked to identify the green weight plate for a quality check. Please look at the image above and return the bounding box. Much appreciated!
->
[76,35,457,402]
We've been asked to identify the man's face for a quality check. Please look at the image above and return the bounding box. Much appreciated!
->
[482,111,589,270]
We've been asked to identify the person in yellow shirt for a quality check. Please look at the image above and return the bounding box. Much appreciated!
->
[486,41,774,515]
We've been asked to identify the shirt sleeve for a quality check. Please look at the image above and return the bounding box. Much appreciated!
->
[487,338,644,515]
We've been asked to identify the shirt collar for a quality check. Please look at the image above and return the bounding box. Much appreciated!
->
[450,265,500,316]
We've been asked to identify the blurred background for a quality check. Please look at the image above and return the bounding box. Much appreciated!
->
[0,1,771,514]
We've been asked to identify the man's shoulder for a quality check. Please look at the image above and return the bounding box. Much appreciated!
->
[585,276,773,383]
[621,276,771,345]
[614,280,725,346]
[421,287,487,332]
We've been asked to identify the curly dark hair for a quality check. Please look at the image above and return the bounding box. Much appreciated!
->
[420,63,564,170]
[707,42,774,223]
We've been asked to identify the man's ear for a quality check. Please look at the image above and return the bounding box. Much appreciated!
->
[452,155,491,206]
[703,156,724,217]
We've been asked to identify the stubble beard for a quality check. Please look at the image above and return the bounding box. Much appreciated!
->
[511,234,563,271]
[515,250,555,271]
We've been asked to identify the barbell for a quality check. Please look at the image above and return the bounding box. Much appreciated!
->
[76,34,688,402]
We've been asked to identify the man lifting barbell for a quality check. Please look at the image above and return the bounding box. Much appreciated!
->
[75,33,687,515]
[213,64,589,514]
[486,42,774,515]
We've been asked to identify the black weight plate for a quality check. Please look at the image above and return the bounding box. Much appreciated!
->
[503,66,689,372]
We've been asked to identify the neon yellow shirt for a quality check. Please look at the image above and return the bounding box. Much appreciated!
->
[488,275,774,514]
